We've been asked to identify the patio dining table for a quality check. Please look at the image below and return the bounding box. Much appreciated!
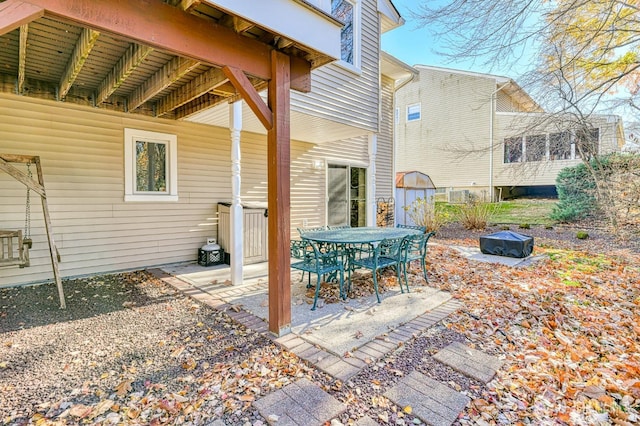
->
[300,226,420,245]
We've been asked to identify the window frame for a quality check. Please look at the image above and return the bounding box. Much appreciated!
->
[407,103,421,122]
[331,0,361,74]
[124,128,178,202]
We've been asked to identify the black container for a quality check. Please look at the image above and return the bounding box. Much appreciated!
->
[198,247,225,266]
[479,231,533,258]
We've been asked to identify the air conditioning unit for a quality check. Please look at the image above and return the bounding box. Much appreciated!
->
[448,190,470,204]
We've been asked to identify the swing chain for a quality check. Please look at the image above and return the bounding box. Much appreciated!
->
[23,163,32,248]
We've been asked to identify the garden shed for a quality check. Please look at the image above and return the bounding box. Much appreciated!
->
[395,171,437,226]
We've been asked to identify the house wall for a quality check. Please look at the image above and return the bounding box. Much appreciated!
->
[493,113,623,187]
[291,0,380,134]
[376,74,395,198]
[395,67,494,190]
[0,93,366,287]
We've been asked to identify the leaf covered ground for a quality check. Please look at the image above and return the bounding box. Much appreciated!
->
[427,239,640,425]
[1,225,638,425]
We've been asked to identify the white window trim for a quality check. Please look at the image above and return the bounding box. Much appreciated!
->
[124,128,178,202]
[332,0,362,75]
[407,102,421,122]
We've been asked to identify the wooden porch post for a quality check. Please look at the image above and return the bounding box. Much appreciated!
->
[267,50,291,335]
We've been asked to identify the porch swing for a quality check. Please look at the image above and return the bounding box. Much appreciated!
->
[0,154,66,308]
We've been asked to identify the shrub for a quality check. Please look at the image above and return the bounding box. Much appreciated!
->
[404,197,450,232]
[576,231,589,240]
[500,225,510,230]
[455,199,495,230]
[519,223,530,229]
[551,162,598,222]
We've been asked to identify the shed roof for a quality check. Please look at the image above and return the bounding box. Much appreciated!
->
[395,171,436,189]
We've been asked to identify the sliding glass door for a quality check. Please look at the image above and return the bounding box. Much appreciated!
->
[327,164,366,227]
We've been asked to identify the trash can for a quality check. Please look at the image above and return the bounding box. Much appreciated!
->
[198,240,224,266]
[479,231,534,258]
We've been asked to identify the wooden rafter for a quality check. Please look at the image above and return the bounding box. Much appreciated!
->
[12,0,312,92]
[18,24,28,94]
[175,0,202,12]
[0,0,43,35]
[223,66,272,130]
[175,93,226,119]
[59,27,100,99]
[96,44,153,106]
[156,67,228,116]
[128,56,200,112]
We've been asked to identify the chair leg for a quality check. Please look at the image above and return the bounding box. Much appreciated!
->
[372,270,381,303]
[311,273,322,310]
[339,268,346,300]
[421,258,428,282]
[403,261,410,293]
[397,262,405,294]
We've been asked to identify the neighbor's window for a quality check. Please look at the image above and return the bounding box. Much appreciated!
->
[124,128,178,202]
[504,136,523,163]
[331,0,360,71]
[549,131,571,160]
[525,134,547,162]
[407,103,421,122]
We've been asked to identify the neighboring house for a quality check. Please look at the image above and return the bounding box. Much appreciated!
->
[0,0,410,333]
[395,65,625,203]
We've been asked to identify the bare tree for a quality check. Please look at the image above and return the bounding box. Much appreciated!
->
[412,0,640,229]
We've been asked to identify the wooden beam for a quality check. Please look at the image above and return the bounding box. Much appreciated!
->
[95,43,153,105]
[233,17,255,33]
[223,66,272,130]
[176,0,202,12]
[19,0,311,92]
[156,66,227,117]
[0,157,46,198]
[174,93,226,119]
[18,24,28,94]
[128,56,200,112]
[59,27,100,99]
[267,49,291,336]
[210,82,237,96]
[0,0,43,35]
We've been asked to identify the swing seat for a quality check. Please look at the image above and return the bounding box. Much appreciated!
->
[0,230,30,268]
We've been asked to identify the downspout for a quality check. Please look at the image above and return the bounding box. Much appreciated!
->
[489,82,509,202]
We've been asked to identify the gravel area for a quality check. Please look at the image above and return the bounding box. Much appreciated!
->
[1,269,480,425]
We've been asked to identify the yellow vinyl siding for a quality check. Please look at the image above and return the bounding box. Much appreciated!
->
[0,93,230,286]
[396,68,494,189]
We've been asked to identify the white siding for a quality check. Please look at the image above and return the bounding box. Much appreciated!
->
[376,75,394,198]
[290,0,380,133]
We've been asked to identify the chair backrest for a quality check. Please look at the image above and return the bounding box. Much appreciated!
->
[328,225,351,230]
[396,223,427,233]
[376,237,403,258]
[297,226,327,235]
[401,231,435,259]
[290,239,309,260]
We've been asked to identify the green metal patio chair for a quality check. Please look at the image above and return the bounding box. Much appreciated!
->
[397,231,435,291]
[348,237,403,303]
[291,238,345,310]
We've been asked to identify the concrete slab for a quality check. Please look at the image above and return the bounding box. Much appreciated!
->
[449,245,547,267]
[225,283,451,356]
[253,378,346,426]
[384,371,470,426]
[433,342,503,383]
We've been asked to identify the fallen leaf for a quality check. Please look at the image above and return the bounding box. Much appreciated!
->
[114,380,132,397]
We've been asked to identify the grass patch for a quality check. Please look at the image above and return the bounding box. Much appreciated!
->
[437,199,557,226]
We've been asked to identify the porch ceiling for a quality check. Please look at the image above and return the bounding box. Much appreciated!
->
[0,0,337,120]
[186,100,370,143]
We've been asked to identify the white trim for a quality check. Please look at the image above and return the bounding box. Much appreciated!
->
[124,128,178,202]
[332,0,362,74]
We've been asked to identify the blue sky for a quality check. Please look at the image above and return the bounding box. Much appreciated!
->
[381,0,527,78]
